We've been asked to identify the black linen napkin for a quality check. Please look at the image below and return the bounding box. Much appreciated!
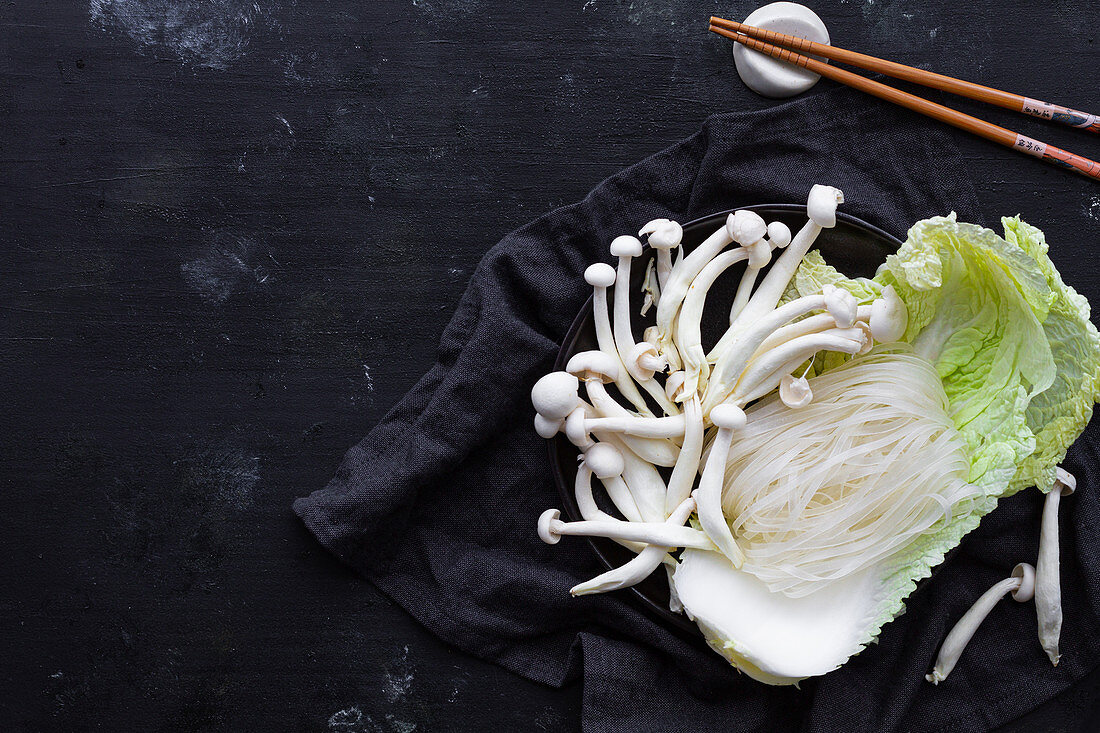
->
[294,84,1100,732]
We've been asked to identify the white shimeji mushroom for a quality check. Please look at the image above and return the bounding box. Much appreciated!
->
[653,213,741,370]
[869,285,908,343]
[608,237,678,413]
[779,370,813,409]
[585,263,654,416]
[1036,467,1076,666]
[728,214,792,325]
[537,508,714,550]
[694,403,748,568]
[570,495,698,596]
[663,371,705,514]
[566,351,679,468]
[531,371,580,437]
[926,563,1036,685]
[638,218,683,290]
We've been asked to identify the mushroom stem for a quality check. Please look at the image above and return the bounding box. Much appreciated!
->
[573,452,646,553]
[654,221,735,369]
[656,248,674,289]
[926,563,1035,684]
[638,218,682,290]
[704,293,829,408]
[570,496,697,596]
[755,306,872,354]
[675,248,750,394]
[722,185,843,340]
[731,329,868,405]
[665,394,704,513]
[729,267,760,325]
[1036,468,1076,666]
[595,433,669,523]
[611,238,677,413]
[587,264,654,416]
[537,509,714,549]
[583,413,687,438]
[694,404,748,568]
[584,379,679,467]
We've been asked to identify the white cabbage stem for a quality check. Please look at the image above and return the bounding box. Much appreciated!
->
[1036,467,1076,666]
[694,404,748,568]
[537,508,713,549]
[570,496,697,596]
[585,263,654,416]
[926,563,1035,685]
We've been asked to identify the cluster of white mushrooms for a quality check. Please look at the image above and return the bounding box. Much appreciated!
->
[531,184,1078,684]
[532,185,902,589]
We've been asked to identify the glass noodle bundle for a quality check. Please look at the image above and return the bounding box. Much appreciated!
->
[724,350,981,597]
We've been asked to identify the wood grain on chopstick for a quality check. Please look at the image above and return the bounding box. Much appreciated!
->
[708,24,1100,181]
[710,16,1100,135]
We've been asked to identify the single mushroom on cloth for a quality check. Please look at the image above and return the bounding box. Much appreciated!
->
[534,190,1100,686]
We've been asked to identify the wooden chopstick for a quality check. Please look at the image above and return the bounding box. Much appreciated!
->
[708,23,1100,181]
[710,16,1100,135]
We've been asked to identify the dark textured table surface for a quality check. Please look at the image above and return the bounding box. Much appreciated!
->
[3,1,1100,730]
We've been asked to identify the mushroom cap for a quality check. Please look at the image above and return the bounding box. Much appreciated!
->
[806,184,844,228]
[853,321,874,355]
[1011,563,1036,602]
[610,235,643,258]
[639,218,683,250]
[1055,466,1077,496]
[627,341,666,381]
[710,403,747,431]
[565,406,593,449]
[870,285,908,343]
[585,442,625,479]
[767,220,792,248]
[745,239,772,270]
[566,350,620,383]
[726,210,768,246]
[665,370,688,402]
[538,508,563,544]
[823,285,858,329]
[531,371,580,420]
[584,262,617,288]
[779,374,813,408]
[533,413,564,439]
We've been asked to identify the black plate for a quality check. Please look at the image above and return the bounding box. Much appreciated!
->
[548,204,903,637]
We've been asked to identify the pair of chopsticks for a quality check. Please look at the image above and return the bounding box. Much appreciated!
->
[708,17,1100,181]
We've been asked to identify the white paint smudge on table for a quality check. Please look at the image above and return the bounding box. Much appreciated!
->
[181,235,271,304]
[383,645,414,703]
[1086,195,1100,222]
[88,0,274,69]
